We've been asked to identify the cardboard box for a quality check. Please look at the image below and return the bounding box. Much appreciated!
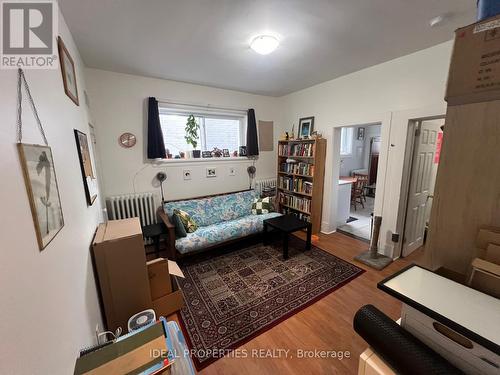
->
[446,15,500,105]
[92,218,152,332]
[152,277,185,317]
[147,258,185,317]
[147,258,172,299]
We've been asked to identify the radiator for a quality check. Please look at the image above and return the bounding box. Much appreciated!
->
[106,192,156,227]
[255,178,276,193]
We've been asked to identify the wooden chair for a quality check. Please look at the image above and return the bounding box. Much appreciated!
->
[353,173,369,203]
[351,177,365,210]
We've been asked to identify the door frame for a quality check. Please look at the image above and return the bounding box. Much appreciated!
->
[395,115,445,258]
[326,116,388,236]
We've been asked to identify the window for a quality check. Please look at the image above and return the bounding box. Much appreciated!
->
[340,127,354,156]
[159,106,246,157]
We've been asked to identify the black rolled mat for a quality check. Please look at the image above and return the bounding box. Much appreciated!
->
[353,304,464,375]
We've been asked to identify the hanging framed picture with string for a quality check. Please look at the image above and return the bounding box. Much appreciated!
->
[16,69,64,250]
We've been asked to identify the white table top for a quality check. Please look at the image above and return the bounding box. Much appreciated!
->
[379,265,500,352]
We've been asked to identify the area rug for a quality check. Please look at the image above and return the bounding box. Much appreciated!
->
[346,216,358,223]
[176,237,364,369]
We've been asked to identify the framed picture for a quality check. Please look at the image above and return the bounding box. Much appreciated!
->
[206,168,217,178]
[357,127,365,140]
[239,146,247,157]
[222,148,230,157]
[17,143,64,250]
[202,151,212,158]
[57,36,79,106]
[298,116,314,139]
[74,130,98,205]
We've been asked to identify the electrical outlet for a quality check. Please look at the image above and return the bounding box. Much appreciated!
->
[183,169,192,180]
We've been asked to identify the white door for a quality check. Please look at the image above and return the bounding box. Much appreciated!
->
[402,120,441,256]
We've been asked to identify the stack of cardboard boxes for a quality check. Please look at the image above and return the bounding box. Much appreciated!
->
[92,218,184,332]
[425,13,500,285]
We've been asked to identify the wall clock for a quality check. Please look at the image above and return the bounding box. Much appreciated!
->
[119,132,136,148]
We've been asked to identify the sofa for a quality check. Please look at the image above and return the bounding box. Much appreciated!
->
[158,190,281,259]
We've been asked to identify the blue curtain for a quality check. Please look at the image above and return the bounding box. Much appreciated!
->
[246,108,259,156]
[147,97,166,159]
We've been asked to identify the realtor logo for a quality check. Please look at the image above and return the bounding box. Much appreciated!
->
[1,0,58,69]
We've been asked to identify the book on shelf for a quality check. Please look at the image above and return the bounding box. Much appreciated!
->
[278,192,311,213]
[279,161,315,176]
[278,177,313,195]
[278,142,315,157]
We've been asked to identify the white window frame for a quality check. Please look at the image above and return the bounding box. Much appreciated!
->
[154,103,248,164]
[340,127,354,156]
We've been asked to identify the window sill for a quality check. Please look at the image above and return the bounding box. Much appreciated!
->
[151,156,253,167]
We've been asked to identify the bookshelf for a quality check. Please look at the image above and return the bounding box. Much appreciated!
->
[276,138,327,234]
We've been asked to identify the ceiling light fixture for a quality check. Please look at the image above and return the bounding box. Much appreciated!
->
[429,15,446,27]
[250,35,279,55]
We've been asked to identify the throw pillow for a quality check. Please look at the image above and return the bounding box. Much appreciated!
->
[173,209,198,233]
[251,197,273,215]
[172,213,187,238]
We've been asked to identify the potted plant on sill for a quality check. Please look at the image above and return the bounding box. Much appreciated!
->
[185,115,201,158]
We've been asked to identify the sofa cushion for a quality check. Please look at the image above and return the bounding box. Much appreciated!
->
[175,212,282,254]
[164,190,258,227]
[164,198,208,227]
[251,197,273,215]
[172,213,187,238]
[173,209,198,233]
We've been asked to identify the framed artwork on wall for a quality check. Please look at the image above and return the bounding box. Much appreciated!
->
[298,116,314,139]
[74,130,98,205]
[57,36,79,106]
[206,168,217,178]
[357,127,365,140]
[17,143,64,250]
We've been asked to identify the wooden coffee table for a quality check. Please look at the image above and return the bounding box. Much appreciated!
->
[263,214,312,259]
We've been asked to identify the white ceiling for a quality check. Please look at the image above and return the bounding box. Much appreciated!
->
[59,0,475,96]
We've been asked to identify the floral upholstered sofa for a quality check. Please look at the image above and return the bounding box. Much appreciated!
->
[158,190,281,259]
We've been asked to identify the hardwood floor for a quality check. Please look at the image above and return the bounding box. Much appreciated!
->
[159,232,423,375]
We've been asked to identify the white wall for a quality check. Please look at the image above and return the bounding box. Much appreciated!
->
[281,41,452,256]
[0,11,104,375]
[85,69,283,204]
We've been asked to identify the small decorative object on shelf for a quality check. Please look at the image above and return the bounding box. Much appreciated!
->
[212,147,223,157]
[290,124,295,140]
[276,137,326,234]
[239,146,247,156]
[202,151,212,158]
[311,130,322,139]
[232,150,238,157]
[223,149,230,157]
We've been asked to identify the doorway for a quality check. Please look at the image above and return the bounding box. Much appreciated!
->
[401,118,444,256]
[336,123,382,242]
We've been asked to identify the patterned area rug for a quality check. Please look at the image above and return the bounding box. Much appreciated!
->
[177,237,364,369]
